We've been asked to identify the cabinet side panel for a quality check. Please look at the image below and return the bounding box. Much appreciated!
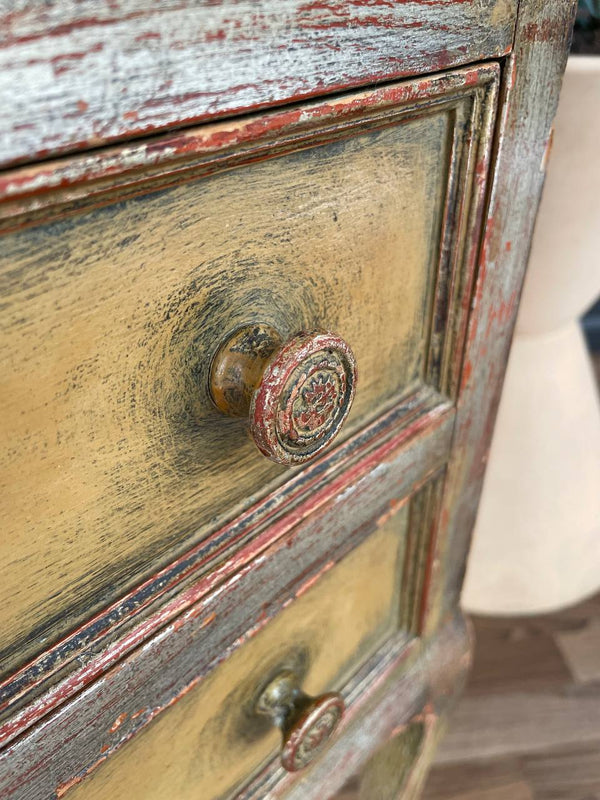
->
[422,0,577,634]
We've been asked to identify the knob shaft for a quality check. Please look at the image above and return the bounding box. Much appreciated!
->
[256,670,345,772]
[210,324,357,465]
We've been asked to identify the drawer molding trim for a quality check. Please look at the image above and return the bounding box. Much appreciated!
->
[0,0,578,795]
[0,64,499,231]
[239,613,471,800]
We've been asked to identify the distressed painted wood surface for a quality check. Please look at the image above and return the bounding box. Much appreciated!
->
[248,613,472,800]
[0,67,497,680]
[0,0,517,167]
[67,509,408,800]
[246,4,579,797]
[0,387,447,739]
[0,412,452,798]
[0,2,577,797]
[421,0,578,640]
[0,65,495,229]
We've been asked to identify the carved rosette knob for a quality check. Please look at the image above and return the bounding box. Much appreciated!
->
[209,324,357,465]
[256,670,345,772]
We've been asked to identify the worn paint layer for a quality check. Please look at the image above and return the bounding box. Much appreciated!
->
[0,0,516,166]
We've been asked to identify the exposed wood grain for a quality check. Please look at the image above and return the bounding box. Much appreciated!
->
[0,2,577,798]
[67,510,408,800]
[0,112,438,671]
[0,0,517,167]
[0,411,453,798]
[0,65,497,230]
[0,68,497,682]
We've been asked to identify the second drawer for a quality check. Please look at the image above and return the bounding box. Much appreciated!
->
[64,507,409,800]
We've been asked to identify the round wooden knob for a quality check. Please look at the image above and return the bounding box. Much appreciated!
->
[209,324,357,465]
[256,670,345,772]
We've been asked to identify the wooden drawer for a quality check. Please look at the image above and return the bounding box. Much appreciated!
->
[66,507,409,800]
[0,65,498,676]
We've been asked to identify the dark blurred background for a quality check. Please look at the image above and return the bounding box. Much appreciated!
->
[578,1,600,352]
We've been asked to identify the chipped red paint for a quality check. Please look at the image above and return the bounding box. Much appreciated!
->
[422,0,578,638]
[464,69,480,86]
[109,713,128,734]
[460,358,473,390]
[0,1,516,167]
[484,289,520,338]
[250,331,357,465]
[0,3,577,795]
[56,774,85,798]
[241,618,468,799]
[375,496,410,529]
[0,63,500,232]
[522,18,567,41]
[293,560,336,598]
[280,693,345,772]
[0,64,499,764]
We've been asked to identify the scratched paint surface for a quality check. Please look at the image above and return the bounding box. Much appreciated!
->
[0,111,450,675]
[0,0,516,166]
[0,0,576,797]
[425,0,577,637]
[66,507,408,800]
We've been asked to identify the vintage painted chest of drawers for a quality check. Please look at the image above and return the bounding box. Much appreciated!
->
[0,2,575,798]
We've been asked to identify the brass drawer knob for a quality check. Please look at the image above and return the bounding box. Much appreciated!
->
[256,670,345,772]
[209,324,357,465]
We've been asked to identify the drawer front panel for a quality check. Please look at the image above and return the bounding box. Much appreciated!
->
[0,66,498,674]
[67,507,408,800]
